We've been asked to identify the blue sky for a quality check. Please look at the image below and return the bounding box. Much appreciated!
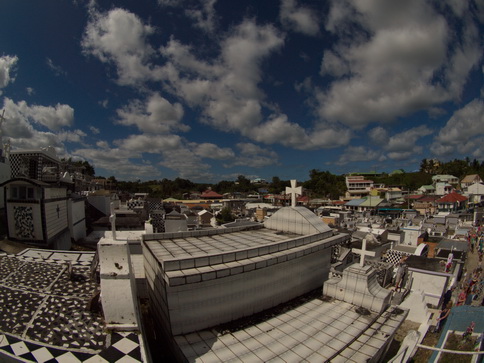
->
[0,0,483,182]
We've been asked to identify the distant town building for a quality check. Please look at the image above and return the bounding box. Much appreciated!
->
[345,175,374,199]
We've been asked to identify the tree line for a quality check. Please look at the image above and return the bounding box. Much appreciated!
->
[63,157,484,200]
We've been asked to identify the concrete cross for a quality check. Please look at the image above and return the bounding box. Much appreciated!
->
[286,179,302,207]
[352,238,376,267]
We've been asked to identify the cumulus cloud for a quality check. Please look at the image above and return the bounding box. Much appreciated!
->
[82,7,156,86]
[2,98,74,136]
[192,142,234,159]
[114,133,182,152]
[159,148,213,180]
[185,0,218,33]
[89,126,100,134]
[57,129,87,143]
[367,125,432,160]
[316,0,482,128]
[335,146,383,165]
[228,142,279,168]
[160,19,352,150]
[115,93,186,134]
[431,99,484,156]
[73,146,160,178]
[0,55,18,92]
[279,0,320,36]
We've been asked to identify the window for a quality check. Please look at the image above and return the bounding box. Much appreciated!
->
[10,186,35,200]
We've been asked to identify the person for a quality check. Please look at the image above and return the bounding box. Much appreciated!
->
[457,287,467,306]
[441,286,455,308]
[435,301,452,333]
[394,258,407,292]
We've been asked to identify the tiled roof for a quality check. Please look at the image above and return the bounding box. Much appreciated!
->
[200,190,223,198]
[461,174,480,183]
[437,192,468,203]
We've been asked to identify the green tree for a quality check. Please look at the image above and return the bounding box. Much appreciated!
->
[216,207,235,224]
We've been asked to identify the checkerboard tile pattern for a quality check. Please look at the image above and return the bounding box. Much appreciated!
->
[385,249,411,265]
[0,332,142,362]
[0,250,144,362]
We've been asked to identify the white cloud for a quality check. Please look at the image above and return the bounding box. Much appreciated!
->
[96,140,109,148]
[228,142,279,168]
[385,125,433,153]
[10,131,65,152]
[115,133,182,153]
[46,58,66,76]
[99,99,108,108]
[192,142,234,159]
[367,125,432,161]
[57,129,87,143]
[2,98,74,135]
[74,146,160,178]
[431,99,484,156]
[82,7,156,86]
[185,0,218,33]
[29,103,74,130]
[335,146,383,165]
[279,0,320,36]
[160,19,352,150]
[159,148,213,180]
[0,55,18,92]
[316,0,482,128]
[89,125,100,134]
[368,126,388,144]
[26,87,35,96]
[116,93,186,134]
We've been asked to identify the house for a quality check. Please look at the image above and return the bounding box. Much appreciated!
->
[435,182,454,195]
[384,187,403,200]
[413,195,439,215]
[432,174,459,185]
[345,175,374,199]
[417,184,435,194]
[460,174,482,190]
[197,209,213,226]
[200,189,223,199]
[466,182,484,205]
[436,192,468,213]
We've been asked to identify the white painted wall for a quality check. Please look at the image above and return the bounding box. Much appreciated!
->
[165,219,187,232]
[45,200,68,239]
[157,250,331,335]
[99,237,140,329]
[402,226,421,246]
[409,270,449,307]
[44,188,67,199]
[68,199,86,241]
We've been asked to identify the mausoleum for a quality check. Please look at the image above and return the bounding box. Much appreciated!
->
[142,206,350,359]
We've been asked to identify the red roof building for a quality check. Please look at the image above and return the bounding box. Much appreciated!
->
[200,190,223,199]
[436,192,468,212]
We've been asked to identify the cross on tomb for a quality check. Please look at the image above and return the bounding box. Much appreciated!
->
[286,179,302,207]
[352,238,376,267]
